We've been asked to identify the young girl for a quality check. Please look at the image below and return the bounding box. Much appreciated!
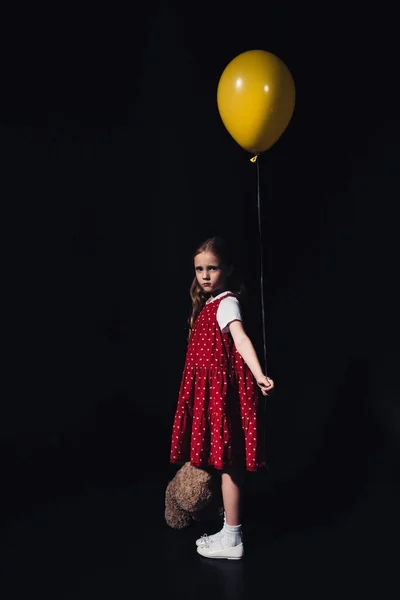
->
[169,236,274,560]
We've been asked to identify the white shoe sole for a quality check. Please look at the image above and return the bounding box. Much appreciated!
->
[197,542,244,560]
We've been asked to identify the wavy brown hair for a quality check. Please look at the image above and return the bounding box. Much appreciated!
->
[188,236,246,336]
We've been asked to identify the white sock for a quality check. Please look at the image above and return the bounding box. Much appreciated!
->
[221,522,242,548]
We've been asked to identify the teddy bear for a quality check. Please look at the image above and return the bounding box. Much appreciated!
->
[165,462,223,529]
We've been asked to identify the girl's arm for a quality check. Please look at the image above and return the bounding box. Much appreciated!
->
[228,320,274,396]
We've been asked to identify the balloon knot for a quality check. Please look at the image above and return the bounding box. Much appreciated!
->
[250,154,259,163]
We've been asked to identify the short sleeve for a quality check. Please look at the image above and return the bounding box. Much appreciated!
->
[216,296,242,332]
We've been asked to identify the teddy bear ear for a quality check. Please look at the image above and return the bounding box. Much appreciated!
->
[184,462,211,481]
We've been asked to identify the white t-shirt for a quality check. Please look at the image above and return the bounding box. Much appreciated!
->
[206,291,242,333]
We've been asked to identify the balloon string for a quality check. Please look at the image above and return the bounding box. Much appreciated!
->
[256,158,268,376]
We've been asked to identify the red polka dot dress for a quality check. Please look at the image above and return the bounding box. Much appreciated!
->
[170,293,266,472]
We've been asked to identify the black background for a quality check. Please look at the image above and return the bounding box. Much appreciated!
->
[1,0,399,586]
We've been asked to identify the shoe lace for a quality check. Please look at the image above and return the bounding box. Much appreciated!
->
[199,534,212,548]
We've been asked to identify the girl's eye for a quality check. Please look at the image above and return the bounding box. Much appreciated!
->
[196,266,218,271]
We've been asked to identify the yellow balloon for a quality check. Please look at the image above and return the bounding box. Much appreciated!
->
[217,49,295,155]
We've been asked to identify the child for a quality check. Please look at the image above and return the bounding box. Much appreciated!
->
[169,236,274,559]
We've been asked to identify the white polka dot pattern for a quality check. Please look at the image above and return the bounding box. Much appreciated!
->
[169,294,266,472]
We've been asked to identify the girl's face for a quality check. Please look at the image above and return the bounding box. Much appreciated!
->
[194,251,228,297]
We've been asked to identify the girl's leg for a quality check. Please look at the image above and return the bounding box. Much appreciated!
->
[196,467,245,557]
[221,467,245,525]
[195,467,244,547]
[218,467,244,549]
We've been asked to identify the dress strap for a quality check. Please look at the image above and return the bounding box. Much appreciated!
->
[204,292,237,309]
[214,292,236,303]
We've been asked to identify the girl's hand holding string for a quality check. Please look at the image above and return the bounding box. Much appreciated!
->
[256,375,274,396]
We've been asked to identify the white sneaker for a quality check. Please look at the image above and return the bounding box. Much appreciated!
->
[196,511,225,547]
[197,537,244,560]
[196,531,223,547]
